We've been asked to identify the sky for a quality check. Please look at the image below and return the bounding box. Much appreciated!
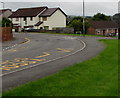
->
[0,0,120,16]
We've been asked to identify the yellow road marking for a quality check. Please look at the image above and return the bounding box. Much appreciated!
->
[14,58,29,62]
[57,48,72,52]
[2,65,19,69]
[23,38,31,44]
[8,49,17,52]
[0,68,10,70]
[35,52,50,58]
[30,59,45,62]
[2,60,10,64]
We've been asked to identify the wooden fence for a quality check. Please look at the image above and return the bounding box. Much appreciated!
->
[0,27,13,41]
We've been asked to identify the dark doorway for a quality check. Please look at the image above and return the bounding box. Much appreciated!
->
[103,30,106,36]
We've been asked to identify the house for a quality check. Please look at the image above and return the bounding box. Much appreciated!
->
[88,21,119,36]
[0,9,13,18]
[9,7,67,32]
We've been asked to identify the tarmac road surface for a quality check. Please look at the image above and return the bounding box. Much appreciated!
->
[2,33,105,91]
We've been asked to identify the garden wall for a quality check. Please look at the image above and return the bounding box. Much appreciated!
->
[0,27,13,41]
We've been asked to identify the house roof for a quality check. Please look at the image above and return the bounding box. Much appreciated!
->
[0,9,12,15]
[90,21,119,29]
[9,7,48,18]
[39,8,67,17]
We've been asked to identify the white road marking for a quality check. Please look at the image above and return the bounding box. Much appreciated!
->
[2,38,30,51]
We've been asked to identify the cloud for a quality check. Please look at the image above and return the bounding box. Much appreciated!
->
[0,2,118,16]
[1,0,120,2]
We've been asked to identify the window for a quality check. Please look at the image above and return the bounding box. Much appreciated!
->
[16,18,19,21]
[24,17,27,21]
[44,26,49,30]
[25,21,27,25]
[39,17,41,21]
[30,17,33,21]
[43,17,47,21]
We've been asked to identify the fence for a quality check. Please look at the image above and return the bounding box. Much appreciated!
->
[0,27,13,41]
[26,27,74,34]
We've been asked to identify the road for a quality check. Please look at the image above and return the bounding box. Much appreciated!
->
[2,33,105,91]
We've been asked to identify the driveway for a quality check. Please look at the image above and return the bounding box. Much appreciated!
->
[2,33,107,91]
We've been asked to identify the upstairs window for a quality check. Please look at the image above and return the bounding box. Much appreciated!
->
[30,17,33,21]
[43,17,47,21]
[16,18,19,21]
[44,26,49,30]
[24,17,27,21]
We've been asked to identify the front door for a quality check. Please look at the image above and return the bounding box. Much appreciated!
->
[103,30,106,36]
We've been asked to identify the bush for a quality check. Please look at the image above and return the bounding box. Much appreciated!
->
[0,17,12,27]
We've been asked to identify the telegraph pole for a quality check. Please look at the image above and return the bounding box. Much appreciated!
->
[1,2,4,17]
[118,1,120,39]
[1,2,4,10]
[83,0,85,37]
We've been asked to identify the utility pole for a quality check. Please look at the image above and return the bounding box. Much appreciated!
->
[1,2,4,17]
[1,2,4,9]
[118,1,120,39]
[83,0,85,37]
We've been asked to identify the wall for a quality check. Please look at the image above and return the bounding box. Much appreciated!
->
[11,17,36,28]
[43,9,66,30]
[88,27,96,35]
[88,27,118,36]
[0,10,12,18]
[3,10,12,18]
[0,27,13,41]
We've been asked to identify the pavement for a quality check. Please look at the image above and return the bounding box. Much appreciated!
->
[2,33,117,91]
[2,34,28,51]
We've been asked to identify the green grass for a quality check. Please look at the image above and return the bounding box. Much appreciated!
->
[3,39,118,96]
[26,32,118,38]
[51,33,105,37]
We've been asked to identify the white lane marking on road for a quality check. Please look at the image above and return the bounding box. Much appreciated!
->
[2,38,30,51]
[0,39,86,77]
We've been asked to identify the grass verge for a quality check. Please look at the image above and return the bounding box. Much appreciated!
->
[29,32,106,37]
[28,32,117,38]
[3,39,118,96]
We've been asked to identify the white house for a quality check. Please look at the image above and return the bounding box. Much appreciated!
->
[9,7,67,31]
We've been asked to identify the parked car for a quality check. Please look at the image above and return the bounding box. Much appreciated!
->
[24,27,33,31]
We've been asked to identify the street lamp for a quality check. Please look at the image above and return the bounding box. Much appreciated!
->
[82,0,85,37]
[1,2,4,18]
[1,2,4,10]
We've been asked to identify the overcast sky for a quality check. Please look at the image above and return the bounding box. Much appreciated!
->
[0,0,120,16]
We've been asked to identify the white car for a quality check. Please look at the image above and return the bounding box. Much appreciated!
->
[24,28,33,31]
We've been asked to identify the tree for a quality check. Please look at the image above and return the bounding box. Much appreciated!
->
[69,19,82,33]
[0,17,12,27]
[112,13,120,25]
[68,16,90,34]
[91,13,111,21]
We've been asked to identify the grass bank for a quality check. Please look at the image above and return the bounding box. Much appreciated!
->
[3,39,118,96]
[30,32,106,37]
[29,32,117,38]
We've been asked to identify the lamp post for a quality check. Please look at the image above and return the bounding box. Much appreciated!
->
[83,0,85,37]
[1,2,4,17]
[1,2,4,10]
[118,1,120,39]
